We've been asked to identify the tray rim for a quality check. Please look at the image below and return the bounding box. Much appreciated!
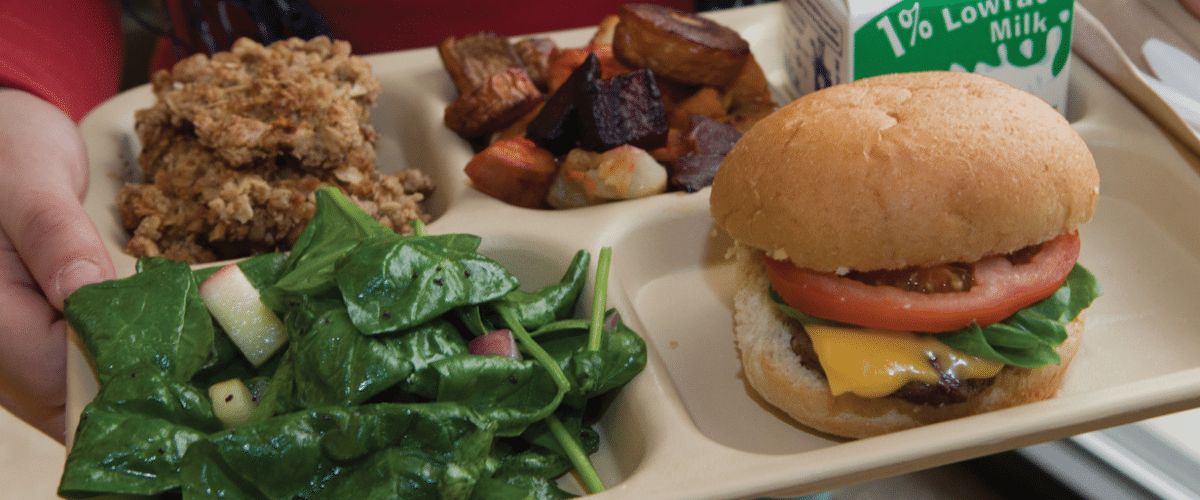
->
[68,4,1200,499]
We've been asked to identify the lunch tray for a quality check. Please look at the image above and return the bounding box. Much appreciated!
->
[71,4,1200,499]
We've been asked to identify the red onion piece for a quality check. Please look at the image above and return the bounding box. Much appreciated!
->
[468,329,522,359]
[604,311,620,331]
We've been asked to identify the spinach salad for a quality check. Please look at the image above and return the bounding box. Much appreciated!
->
[60,187,647,499]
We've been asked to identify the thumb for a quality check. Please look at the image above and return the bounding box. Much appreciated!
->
[8,191,116,310]
[1184,0,1200,18]
[0,90,115,308]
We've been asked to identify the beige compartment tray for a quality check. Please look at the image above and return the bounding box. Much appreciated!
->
[72,4,1200,499]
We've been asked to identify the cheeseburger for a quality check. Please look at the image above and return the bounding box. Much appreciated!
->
[709,71,1102,439]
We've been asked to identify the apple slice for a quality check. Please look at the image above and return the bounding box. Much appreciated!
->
[209,378,257,428]
[198,263,288,367]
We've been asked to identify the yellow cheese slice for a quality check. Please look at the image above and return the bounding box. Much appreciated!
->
[805,323,1005,398]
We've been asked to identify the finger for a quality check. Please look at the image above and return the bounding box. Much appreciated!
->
[0,90,115,309]
[0,238,66,441]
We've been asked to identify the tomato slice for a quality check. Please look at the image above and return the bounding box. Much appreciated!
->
[765,232,1081,332]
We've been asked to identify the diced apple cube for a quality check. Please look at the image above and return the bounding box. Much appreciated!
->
[209,378,257,428]
[198,263,288,367]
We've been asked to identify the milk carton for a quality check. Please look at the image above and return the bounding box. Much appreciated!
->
[782,0,1075,111]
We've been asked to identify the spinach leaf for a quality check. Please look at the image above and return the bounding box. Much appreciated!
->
[317,403,494,500]
[59,368,220,497]
[518,407,603,494]
[490,250,591,329]
[470,467,576,500]
[337,234,519,334]
[261,187,398,310]
[520,407,600,462]
[454,304,492,338]
[283,300,467,408]
[392,322,474,399]
[430,355,564,437]
[236,251,291,291]
[573,311,647,404]
[456,249,590,337]
[469,440,577,500]
[187,248,286,291]
[191,264,221,284]
[65,257,213,386]
[178,403,495,500]
[248,351,299,421]
[308,446,478,500]
[517,311,647,409]
[938,264,1102,367]
[285,303,407,408]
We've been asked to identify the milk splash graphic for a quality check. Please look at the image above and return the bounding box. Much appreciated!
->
[783,0,1075,112]
[948,8,1071,110]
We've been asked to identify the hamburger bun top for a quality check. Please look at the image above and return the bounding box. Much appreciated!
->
[709,71,1099,273]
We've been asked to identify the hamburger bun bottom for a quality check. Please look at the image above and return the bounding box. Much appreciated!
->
[731,244,1084,439]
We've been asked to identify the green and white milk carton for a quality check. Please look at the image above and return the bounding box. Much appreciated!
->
[782,0,1075,111]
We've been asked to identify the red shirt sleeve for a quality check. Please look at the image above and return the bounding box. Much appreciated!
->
[0,1,123,122]
[149,0,697,72]
[310,0,696,54]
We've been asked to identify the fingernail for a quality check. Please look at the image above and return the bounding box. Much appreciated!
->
[56,258,106,302]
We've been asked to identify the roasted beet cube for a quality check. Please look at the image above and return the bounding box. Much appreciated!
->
[576,69,668,153]
[670,153,723,193]
[687,115,741,156]
[669,116,742,192]
[525,52,600,156]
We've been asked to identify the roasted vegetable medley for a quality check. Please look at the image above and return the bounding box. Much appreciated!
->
[441,4,776,208]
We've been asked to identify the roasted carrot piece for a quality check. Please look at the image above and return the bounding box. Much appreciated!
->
[464,136,558,208]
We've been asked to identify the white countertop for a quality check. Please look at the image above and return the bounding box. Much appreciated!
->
[1,407,65,500]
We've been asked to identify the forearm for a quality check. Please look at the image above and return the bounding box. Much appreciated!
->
[0,0,123,122]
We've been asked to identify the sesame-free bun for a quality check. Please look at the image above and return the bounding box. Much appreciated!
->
[710,71,1099,273]
[731,245,1083,439]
